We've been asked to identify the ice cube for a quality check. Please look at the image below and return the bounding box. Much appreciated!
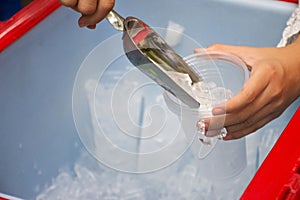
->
[178,165,197,198]
[164,21,185,47]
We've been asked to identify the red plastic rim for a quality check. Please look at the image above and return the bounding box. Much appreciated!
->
[0,0,299,198]
[241,107,300,199]
[0,0,61,52]
[280,0,298,3]
[0,0,297,52]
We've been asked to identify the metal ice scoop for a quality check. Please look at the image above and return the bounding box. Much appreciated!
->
[106,10,201,108]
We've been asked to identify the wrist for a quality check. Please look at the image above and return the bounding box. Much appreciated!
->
[280,37,300,97]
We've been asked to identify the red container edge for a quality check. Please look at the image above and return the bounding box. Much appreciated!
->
[0,0,299,199]
[0,0,297,52]
[241,107,300,200]
[280,0,298,3]
[0,0,61,52]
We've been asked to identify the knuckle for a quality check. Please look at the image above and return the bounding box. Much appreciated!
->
[266,60,284,79]
[243,118,253,127]
[241,87,256,102]
[273,93,284,105]
[231,128,253,140]
[207,44,224,51]
[249,126,260,134]
[60,0,77,7]
[271,87,283,100]
[271,111,282,121]
[268,64,276,74]
[101,0,115,10]
[78,3,97,15]
[229,133,242,140]
[267,65,284,100]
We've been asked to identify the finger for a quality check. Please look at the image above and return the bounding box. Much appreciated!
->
[212,83,270,129]
[196,44,259,68]
[60,0,78,8]
[222,60,286,128]
[204,115,226,132]
[223,75,288,134]
[206,129,223,137]
[223,111,282,140]
[196,116,226,137]
[212,62,269,116]
[208,78,275,132]
[78,0,115,27]
[205,63,272,131]
[225,101,283,134]
[87,24,97,29]
[77,0,98,15]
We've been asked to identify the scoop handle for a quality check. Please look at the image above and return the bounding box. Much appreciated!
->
[106,10,125,31]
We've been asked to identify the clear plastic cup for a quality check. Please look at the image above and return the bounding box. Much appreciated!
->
[163,51,249,180]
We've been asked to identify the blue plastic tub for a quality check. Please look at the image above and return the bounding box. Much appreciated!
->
[0,0,298,199]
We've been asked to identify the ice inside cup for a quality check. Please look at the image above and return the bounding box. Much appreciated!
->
[164,51,249,179]
[165,51,249,144]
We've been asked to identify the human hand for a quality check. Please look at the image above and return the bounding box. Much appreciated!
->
[195,40,300,140]
[60,0,115,29]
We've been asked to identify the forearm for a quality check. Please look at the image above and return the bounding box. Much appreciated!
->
[279,36,300,99]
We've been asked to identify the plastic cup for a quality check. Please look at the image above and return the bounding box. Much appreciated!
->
[163,51,249,180]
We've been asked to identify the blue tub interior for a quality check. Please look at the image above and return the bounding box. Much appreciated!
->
[0,0,298,199]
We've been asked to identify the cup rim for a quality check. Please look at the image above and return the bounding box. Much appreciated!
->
[163,51,249,113]
[185,51,249,83]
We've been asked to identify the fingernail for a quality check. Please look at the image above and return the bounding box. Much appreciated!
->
[212,107,225,115]
[206,130,218,137]
[217,128,228,140]
[194,48,206,53]
[196,119,206,134]
[196,120,205,129]
[223,134,233,140]
[79,21,89,28]
[87,24,96,29]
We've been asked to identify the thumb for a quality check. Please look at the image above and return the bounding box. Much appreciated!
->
[195,44,258,68]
